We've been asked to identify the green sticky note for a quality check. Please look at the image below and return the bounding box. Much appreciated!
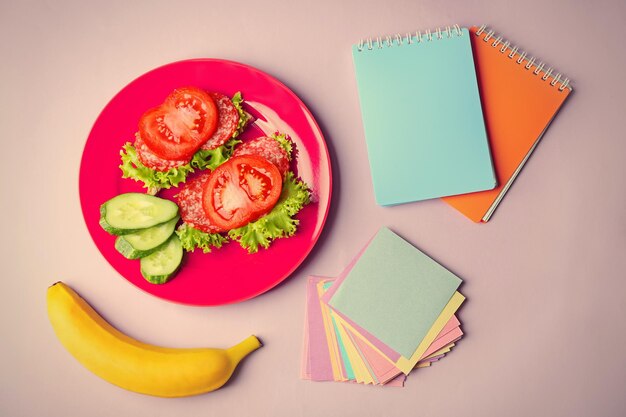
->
[328,227,462,358]
[330,314,355,380]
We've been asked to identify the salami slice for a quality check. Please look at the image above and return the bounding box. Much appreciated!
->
[134,133,190,172]
[176,172,223,233]
[200,92,240,151]
[232,136,290,175]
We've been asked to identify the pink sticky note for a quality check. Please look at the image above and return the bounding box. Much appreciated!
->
[301,292,310,379]
[317,280,349,381]
[303,276,335,381]
[439,315,461,336]
[384,374,407,387]
[421,327,463,359]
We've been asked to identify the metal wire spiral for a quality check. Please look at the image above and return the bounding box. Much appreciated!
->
[357,24,463,52]
[475,25,571,91]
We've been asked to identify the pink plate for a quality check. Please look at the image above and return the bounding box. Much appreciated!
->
[79,59,332,306]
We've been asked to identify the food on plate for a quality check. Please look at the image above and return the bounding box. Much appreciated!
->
[175,172,227,253]
[175,223,227,255]
[100,193,182,283]
[120,142,196,194]
[109,85,313,280]
[176,132,311,254]
[139,87,218,160]
[104,130,312,283]
[120,91,249,194]
[99,193,179,235]
[203,155,283,230]
[177,173,223,233]
[188,92,249,169]
[47,281,262,397]
[134,133,190,171]
[228,171,310,253]
[232,134,290,176]
[115,216,180,259]
[202,92,241,150]
[139,234,183,284]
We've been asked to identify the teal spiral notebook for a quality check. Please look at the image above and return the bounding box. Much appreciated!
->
[352,25,496,206]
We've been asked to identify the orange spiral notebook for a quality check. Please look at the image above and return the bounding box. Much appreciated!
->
[443,25,572,222]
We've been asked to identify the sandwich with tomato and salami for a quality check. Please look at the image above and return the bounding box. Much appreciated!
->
[118,86,310,254]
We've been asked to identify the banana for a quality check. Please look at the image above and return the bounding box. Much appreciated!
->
[46,281,261,397]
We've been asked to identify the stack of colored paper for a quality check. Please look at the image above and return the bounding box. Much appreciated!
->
[301,227,466,386]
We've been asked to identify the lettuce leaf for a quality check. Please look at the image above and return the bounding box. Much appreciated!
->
[189,138,240,171]
[272,132,293,160]
[119,143,195,195]
[175,223,227,253]
[228,171,311,253]
[231,92,249,139]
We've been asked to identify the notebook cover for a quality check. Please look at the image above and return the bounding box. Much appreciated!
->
[352,27,496,206]
[443,26,572,222]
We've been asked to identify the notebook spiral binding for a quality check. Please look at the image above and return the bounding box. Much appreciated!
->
[475,25,572,92]
[356,25,463,52]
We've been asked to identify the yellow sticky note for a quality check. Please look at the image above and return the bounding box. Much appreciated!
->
[333,314,373,384]
[395,292,465,374]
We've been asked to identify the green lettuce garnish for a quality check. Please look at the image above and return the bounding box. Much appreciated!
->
[175,223,228,253]
[231,92,249,139]
[228,171,311,253]
[120,140,238,195]
[189,138,240,170]
[272,132,293,160]
[119,143,195,195]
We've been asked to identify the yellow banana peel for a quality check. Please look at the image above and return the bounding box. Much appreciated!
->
[46,281,261,397]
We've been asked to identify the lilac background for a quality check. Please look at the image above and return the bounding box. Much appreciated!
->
[2,0,626,416]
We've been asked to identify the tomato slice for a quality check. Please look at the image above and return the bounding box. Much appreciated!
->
[139,87,218,160]
[203,155,283,230]
[165,87,218,141]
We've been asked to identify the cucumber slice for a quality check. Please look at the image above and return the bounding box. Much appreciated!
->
[100,193,178,235]
[115,216,180,259]
[140,235,183,284]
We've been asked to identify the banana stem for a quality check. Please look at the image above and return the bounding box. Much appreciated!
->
[227,335,262,363]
